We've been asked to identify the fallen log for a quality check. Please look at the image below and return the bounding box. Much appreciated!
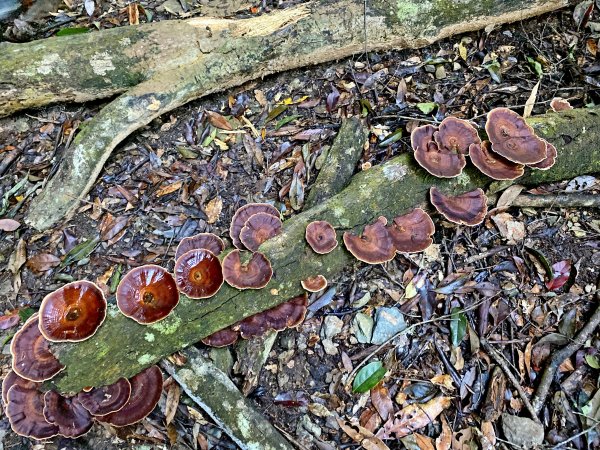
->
[47,107,600,393]
[5,0,569,230]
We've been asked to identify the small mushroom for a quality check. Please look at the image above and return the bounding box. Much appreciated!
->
[434,117,480,154]
[239,294,307,339]
[410,124,437,152]
[174,249,224,299]
[301,275,327,292]
[175,233,225,261]
[528,139,557,170]
[6,385,59,439]
[77,377,132,416]
[11,314,64,382]
[387,208,435,253]
[97,365,163,427]
[2,370,38,405]
[222,250,273,289]
[485,107,547,164]
[38,280,107,342]
[469,141,525,180]
[230,203,279,249]
[43,391,93,438]
[550,97,573,112]
[201,326,240,347]
[343,217,396,264]
[430,187,488,226]
[240,212,283,251]
[305,220,338,254]
[116,265,179,324]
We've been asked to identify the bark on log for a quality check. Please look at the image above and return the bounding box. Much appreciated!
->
[47,107,600,394]
[8,0,570,230]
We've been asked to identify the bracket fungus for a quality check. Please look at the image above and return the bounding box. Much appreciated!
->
[238,294,307,339]
[222,250,273,289]
[97,365,163,427]
[468,141,525,180]
[43,391,93,438]
[305,220,338,254]
[229,203,279,249]
[2,370,38,405]
[38,280,107,342]
[174,249,224,299]
[6,385,59,439]
[434,117,480,154]
[411,124,466,178]
[529,139,557,170]
[77,377,132,416]
[116,265,179,324]
[387,208,435,253]
[430,187,488,226]
[301,275,328,292]
[201,326,239,347]
[175,233,225,261]
[343,217,396,264]
[240,212,283,251]
[550,97,573,112]
[485,107,547,164]
[410,124,437,153]
[11,314,64,382]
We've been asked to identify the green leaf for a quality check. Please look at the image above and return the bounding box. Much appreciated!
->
[450,307,467,347]
[586,355,600,369]
[484,61,502,83]
[266,104,288,123]
[525,246,554,280]
[275,114,301,131]
[18,307,36,323]
[526,56,544,78]
[378,128,403,147]
[60,237,100,268]
[352,361,386,393]
[417,102,437,114]
[359,99,373,117]
[56,27,90,36]
[110,264,123,294]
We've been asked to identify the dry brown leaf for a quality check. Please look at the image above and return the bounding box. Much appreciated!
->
[495,184,524,209]
[491,213,525,244]
[100,214,129,243]
[0,218,20,231]
[523,80,540,119]
[206,110,233,131]
[337,418,391,450]
[430,374,455,391]
[8,238,26,275]
[165,383,181,426]
[156,180,183,197]
[128,3,139,25]
[371,383,394,421]
[400,433,435,450]
[435,416,452,450]
[480,421,496,450]
[204,196,223,224]
[379,396,451,439]
[26,253,61,273]
[243,133,265,168]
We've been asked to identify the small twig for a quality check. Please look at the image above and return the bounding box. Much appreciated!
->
[463,245,511,264]
[550,422,600,449]
[0,150,20,177]
[487,193,600,209]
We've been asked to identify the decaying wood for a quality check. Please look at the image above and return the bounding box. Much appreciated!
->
[46,107,600,394]
[3,0,569,230]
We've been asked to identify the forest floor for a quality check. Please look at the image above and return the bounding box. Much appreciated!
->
[0,1,600,449]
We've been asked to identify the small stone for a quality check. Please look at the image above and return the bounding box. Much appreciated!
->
[501,414,544,448]
[371,307,406,345]
[322,338,338,355]
[424,64,436,73]
[435,65,446,79]
[321,316,343,340]
[352,312,373,344]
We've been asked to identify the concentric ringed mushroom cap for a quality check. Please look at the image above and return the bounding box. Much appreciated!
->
[222,250,273,289]
[240,212,283,252]
[434,117,480,154]
[175,233,225,261]
[528,139,557,170]
[301,275,327,292]
[6,385,59,439]
[77,377,132,416]
[469,141,525,180]
[38,280,107,342]
[430,187,488,226]
[238,294,307,339]
[305,220,338,254]
[230,203,279,249]
[343,217,396,264]
[550,97,573,112]
[97,365,163,427]
[2,370,39,405]
[201,326,239,347]
[43,391,93,438]
[485,107,547,164]
[116,265,179,324]
[414,141,466,178]
[174,249,224,299]
[387,208,435,253]
[11,314,65,382]
[410,124,437,152]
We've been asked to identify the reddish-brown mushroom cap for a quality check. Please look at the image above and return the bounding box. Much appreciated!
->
[2,370,39,405]
[387,208,435,253]
[174,249,224,299]
[469,141,525,180]
[528,140,557,170]
[230,203,279,249]
[175,233,225,261]
[77,377,132,416]
[201,326,240,347]
[11,314,65,382]
[485,108,547,164]
[38,280,107,343]
[43,391,93,438]
[410,124,437,152]
[97,365,163,427]
[343,217,396,264]
[6,385,59,439]
[240,212,283,252]
[550,97,573,112]
[305,220,338,254]
[301,275,328,292]
[238,294,307,339]
[430,187,488,226]
[434,117,481,154]
[222,250,273,289]
[116,265,179,324]
[414,141,466,178]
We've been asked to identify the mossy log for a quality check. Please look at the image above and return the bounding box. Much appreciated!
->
[47,107,600,394]
[9,0,570,230]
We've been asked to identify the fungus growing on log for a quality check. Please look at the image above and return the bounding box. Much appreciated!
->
[2,370,38,405]
[550,97,573,112]
[410,124,437,152]
[222,250,273,289]
[38,280,107,342]
[43,391,93,438]
[240,212,283,251]
[434,117,480,154]
[201,326,239,347]
[77,378,132,416]
[174,249,224,299]
[6,385,58,439]
[430,187,488,226]
[305,220,338,254]
[301,275,328,292]
[387,208,435,253]
[175,233,225,260]
[238,294,307,339]
[343,216,396,264]
[10,314,64,382]
[97,365,163,427]
[529,140,557,170]
[485,107,547,164]
[116,265,179,324]
[229,203,279,249]
[468,141,525,180]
